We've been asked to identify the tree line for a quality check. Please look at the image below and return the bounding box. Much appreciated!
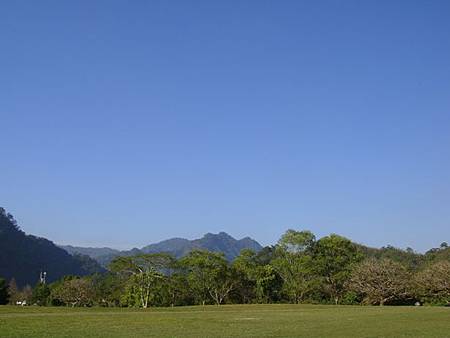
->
[1,230,450,307]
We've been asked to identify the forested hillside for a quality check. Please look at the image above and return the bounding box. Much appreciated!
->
[0,208,104,287]
[60,245,120,260]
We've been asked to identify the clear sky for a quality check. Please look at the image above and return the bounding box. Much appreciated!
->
[1,1,450,251]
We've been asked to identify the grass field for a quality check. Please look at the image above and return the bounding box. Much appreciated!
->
[1,304,450,337]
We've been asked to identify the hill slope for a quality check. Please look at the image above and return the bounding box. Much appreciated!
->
[60,245,120,259]
[0,208,104,287]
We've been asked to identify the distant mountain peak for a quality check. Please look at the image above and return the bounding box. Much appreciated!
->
[61,231,263,267]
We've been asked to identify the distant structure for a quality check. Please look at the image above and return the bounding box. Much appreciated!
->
[39,271,47,284]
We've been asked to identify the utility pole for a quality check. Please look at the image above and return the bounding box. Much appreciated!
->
[39,271,47,284]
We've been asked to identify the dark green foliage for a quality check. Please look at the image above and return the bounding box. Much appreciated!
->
[89,272,125,307]
[359,244,424,270]
[180,250,236,305]
[0,277,9,304]
[313,234,363,304]
[32,282,51,306]
[424,245,450,265]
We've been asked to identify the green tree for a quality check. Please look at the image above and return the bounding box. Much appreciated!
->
[181,250,235,305]
[313,234,362,304]
[371,245,424,270]
[32,282,51,306]
[109,253,174,308]
[277,230,316,254]
[272,230,318,303]
[233,249,277,303]
[90,272,125,307]
[165,273,192,307]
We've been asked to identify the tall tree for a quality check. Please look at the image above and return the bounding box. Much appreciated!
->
[109,253,174,308]
[313,234,362,304]
[181,250,235,305]
[272,230,318,303]
[277,230,316,254]
[165,273,192,307]
[233,249,279,303]
[90,272,125,307]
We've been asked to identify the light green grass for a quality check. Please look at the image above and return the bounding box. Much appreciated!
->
[1,304,449,337]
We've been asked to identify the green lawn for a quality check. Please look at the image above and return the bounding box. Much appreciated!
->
[1,304,450,337]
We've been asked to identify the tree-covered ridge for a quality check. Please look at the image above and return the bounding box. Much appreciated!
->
[0,208,104,287]
[60,246,121,260]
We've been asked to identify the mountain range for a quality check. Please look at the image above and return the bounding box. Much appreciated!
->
[60,232,263,267]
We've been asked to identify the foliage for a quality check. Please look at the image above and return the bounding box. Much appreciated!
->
[272,230,318,303]
[277,229,316,254]
[181,250,235,305]
[32,282,51,306]
[0,277,9,305]
[51,277,95,307]
[348,258,412,305]
[89,272,125,307]
[414,261,450,305]
[233,249,281,303]
[313,234,363,304]
[360,245,424,270]
[109,253,174,308]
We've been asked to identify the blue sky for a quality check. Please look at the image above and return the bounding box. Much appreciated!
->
[1,1,450,251]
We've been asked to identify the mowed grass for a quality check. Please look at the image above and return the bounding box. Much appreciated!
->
[1,304,450,338]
